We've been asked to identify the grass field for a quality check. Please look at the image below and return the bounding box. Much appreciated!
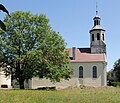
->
[0,87,120,103]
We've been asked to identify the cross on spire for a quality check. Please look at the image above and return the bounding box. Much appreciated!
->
[96,2,98,15]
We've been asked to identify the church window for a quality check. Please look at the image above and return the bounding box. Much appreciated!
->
[94,20,99,26]
[79,66,83,78]
[96,20,98,25]
[98,20,100,25]
[93,66,97,78]
[92,34,94,41]
[97,33,100,40]
[94,21,96,26]
[102,34,104,40]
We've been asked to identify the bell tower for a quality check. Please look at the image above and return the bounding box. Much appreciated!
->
[89,5,106,54]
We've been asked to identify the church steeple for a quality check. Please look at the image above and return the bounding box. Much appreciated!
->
[93,3,101,26]
[89,4,106,54]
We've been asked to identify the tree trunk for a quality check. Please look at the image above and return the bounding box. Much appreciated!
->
[19,77,25,89]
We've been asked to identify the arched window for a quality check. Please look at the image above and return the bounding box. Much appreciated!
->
[96,20,99,25]
[94,21,96,26]
[92,34,94,41]
[97,33,100,40]
[102,34,104,41]
[93,66,97,78]
[79,66,83,78]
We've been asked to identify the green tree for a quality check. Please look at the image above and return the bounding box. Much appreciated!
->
[107,70,113,80]
[113,58,120,82]
[0,11,72,89]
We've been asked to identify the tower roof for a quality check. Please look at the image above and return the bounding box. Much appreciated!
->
[90,25,105,33]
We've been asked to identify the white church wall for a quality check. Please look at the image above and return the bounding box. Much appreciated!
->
[71,62,106,87]
[101,63,107,86]
[30,63,79,89]
[29,62,106,89]
[31,77,79,89]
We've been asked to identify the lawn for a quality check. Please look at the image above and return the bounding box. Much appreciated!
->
[0,87,120,103]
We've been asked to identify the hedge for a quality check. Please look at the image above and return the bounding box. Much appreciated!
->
[112,82,120,87]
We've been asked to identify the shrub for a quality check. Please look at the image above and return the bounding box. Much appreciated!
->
[112,82,120,87]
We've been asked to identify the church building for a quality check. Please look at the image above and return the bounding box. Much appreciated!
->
[0,8,107,89]
[29,9,107,89]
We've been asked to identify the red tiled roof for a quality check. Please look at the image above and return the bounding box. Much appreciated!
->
[66,48,106,63]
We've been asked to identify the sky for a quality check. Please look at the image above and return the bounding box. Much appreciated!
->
[0,0,120,71]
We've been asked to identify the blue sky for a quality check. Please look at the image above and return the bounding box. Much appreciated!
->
[0,0,120,71]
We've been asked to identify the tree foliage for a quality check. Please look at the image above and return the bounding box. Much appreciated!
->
[113,58,120,82]
[107,70,113,80]
[0,11,72,89]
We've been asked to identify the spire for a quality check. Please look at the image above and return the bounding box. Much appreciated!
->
[93,3,101,26]
[96,2,98,16]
